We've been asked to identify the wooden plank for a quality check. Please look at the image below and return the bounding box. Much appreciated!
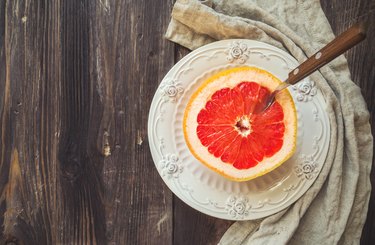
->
[0,0,175,244]
[87,0,174,244]
[1,1,63,243]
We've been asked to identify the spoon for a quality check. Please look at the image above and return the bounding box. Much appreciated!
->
[254,21,367,113]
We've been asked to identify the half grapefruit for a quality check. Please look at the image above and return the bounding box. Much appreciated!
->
[183,66,297,181]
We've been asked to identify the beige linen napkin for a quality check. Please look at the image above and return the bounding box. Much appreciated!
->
[165,0,373,244]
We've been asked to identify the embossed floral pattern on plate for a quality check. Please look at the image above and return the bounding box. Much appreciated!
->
[159,78,184,102]
[292,80,317,102]
[225,41,251,63]
[226,195,251,219]
[294,154,319,180]
[159,154,183,179]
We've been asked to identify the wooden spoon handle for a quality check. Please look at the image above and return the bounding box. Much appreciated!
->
[286,22,367,85]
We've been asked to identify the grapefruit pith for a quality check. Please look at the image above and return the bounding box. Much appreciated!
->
[183,67,297,182]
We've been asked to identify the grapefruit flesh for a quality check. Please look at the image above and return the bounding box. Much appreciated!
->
[197,82,285,169]
[183,67,297,181]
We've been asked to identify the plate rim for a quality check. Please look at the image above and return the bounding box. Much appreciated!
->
[148,39,330,220]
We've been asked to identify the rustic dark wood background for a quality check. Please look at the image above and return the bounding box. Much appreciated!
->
[0,0,374,244]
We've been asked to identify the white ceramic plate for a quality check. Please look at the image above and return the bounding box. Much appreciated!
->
[148,40,330,220]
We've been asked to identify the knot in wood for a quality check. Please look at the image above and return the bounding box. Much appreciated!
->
[5,237,19,245]
[59,141,84,182]
[6,242,17,245]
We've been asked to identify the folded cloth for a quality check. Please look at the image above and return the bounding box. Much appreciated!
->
[165,0,373,244]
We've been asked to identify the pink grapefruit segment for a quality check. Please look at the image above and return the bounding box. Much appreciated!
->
[183,67,297,181]
[196,82,285,169]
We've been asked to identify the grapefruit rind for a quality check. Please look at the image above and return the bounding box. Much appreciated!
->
[183,66,297,182]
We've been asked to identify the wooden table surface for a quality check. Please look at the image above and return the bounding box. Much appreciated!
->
[0,0,374,244]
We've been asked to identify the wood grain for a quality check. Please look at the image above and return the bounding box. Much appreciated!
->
[0,0,174,244]
[0,0,374,245]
